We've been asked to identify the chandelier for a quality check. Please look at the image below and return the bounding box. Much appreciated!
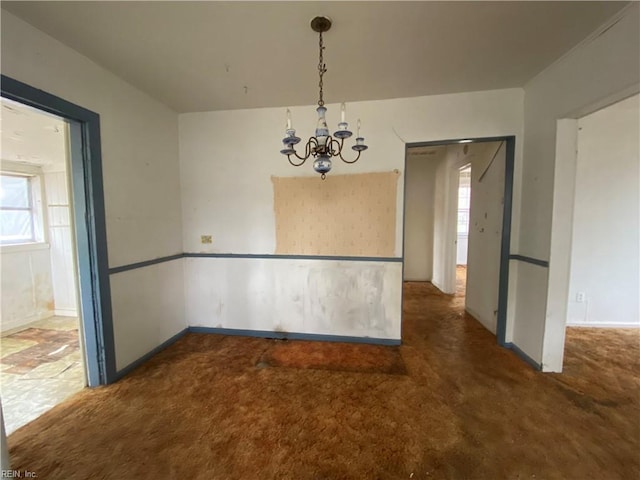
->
[279,16,368,180]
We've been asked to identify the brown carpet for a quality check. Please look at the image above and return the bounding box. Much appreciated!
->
[7,282,639,479]
[1,328,79,374]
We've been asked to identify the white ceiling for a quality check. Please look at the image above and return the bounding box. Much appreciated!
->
[0,98,67,167]
[2,1,629,113]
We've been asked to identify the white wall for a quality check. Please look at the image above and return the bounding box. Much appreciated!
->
[466,142,506,333]
[566,94,639,327]
[180,90,523,340]
[518,4,639,370]
[1,11,186,370]
[180,88,524,255]
[456,237,468,265]
[403,154,439,281]
[110,261,186,371]
[44,168,78,317]
[432,148,460,294]
[0,244,54,331]
[184,258,402,340]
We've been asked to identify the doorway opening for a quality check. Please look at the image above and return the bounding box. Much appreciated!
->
[555,94,639,377]
[1,75,116,395]
[0,98,86,433]
[402,136,514,347]
[456,164,471,296]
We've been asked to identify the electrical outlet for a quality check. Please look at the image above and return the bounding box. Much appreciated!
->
[576,291,585,303]
[201,235,213,244]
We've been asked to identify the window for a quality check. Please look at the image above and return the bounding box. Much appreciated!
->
[457,210,470,235]
[457,167,472,235]
[0,173,40,245]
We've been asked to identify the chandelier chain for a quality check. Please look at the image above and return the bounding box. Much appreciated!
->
[318,31,327,106]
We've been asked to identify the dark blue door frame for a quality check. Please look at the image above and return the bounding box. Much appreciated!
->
[403,136,515,346]
[1,75,116,385]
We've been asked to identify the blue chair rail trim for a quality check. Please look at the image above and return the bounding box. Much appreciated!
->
[108,252,404,275]
[109,253,184,274]
[509,254,550,268]
[183,253,403,262]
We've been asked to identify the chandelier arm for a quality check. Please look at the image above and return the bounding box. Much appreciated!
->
[293,143,312,162]
[328,137,342,157]
[287,153,307,166]
[338,149,362,164]
[291,139,316,162]
[307,137,320,158]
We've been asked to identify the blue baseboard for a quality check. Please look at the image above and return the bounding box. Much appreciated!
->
[188,326,401,346]
[113,327,539,380]
[114,328,189,380]
[504,342,542,371]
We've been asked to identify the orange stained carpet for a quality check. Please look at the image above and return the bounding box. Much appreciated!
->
[6,280,639,479]
[258,340,407,375]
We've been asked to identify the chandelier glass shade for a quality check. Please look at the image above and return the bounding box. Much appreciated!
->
[279,16,368,179]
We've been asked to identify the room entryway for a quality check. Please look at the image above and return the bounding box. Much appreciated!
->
[402,137,514,345]
[1,74,116,389]
[558,94,639,368]
[455,164,471,296]
[0,98,85,433]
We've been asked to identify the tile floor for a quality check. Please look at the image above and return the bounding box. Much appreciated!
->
[1,316,85,435]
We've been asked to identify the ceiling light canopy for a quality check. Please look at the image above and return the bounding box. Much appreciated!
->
[279,16,368,179]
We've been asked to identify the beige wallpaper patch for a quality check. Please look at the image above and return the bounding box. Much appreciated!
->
[272,171,399,257]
